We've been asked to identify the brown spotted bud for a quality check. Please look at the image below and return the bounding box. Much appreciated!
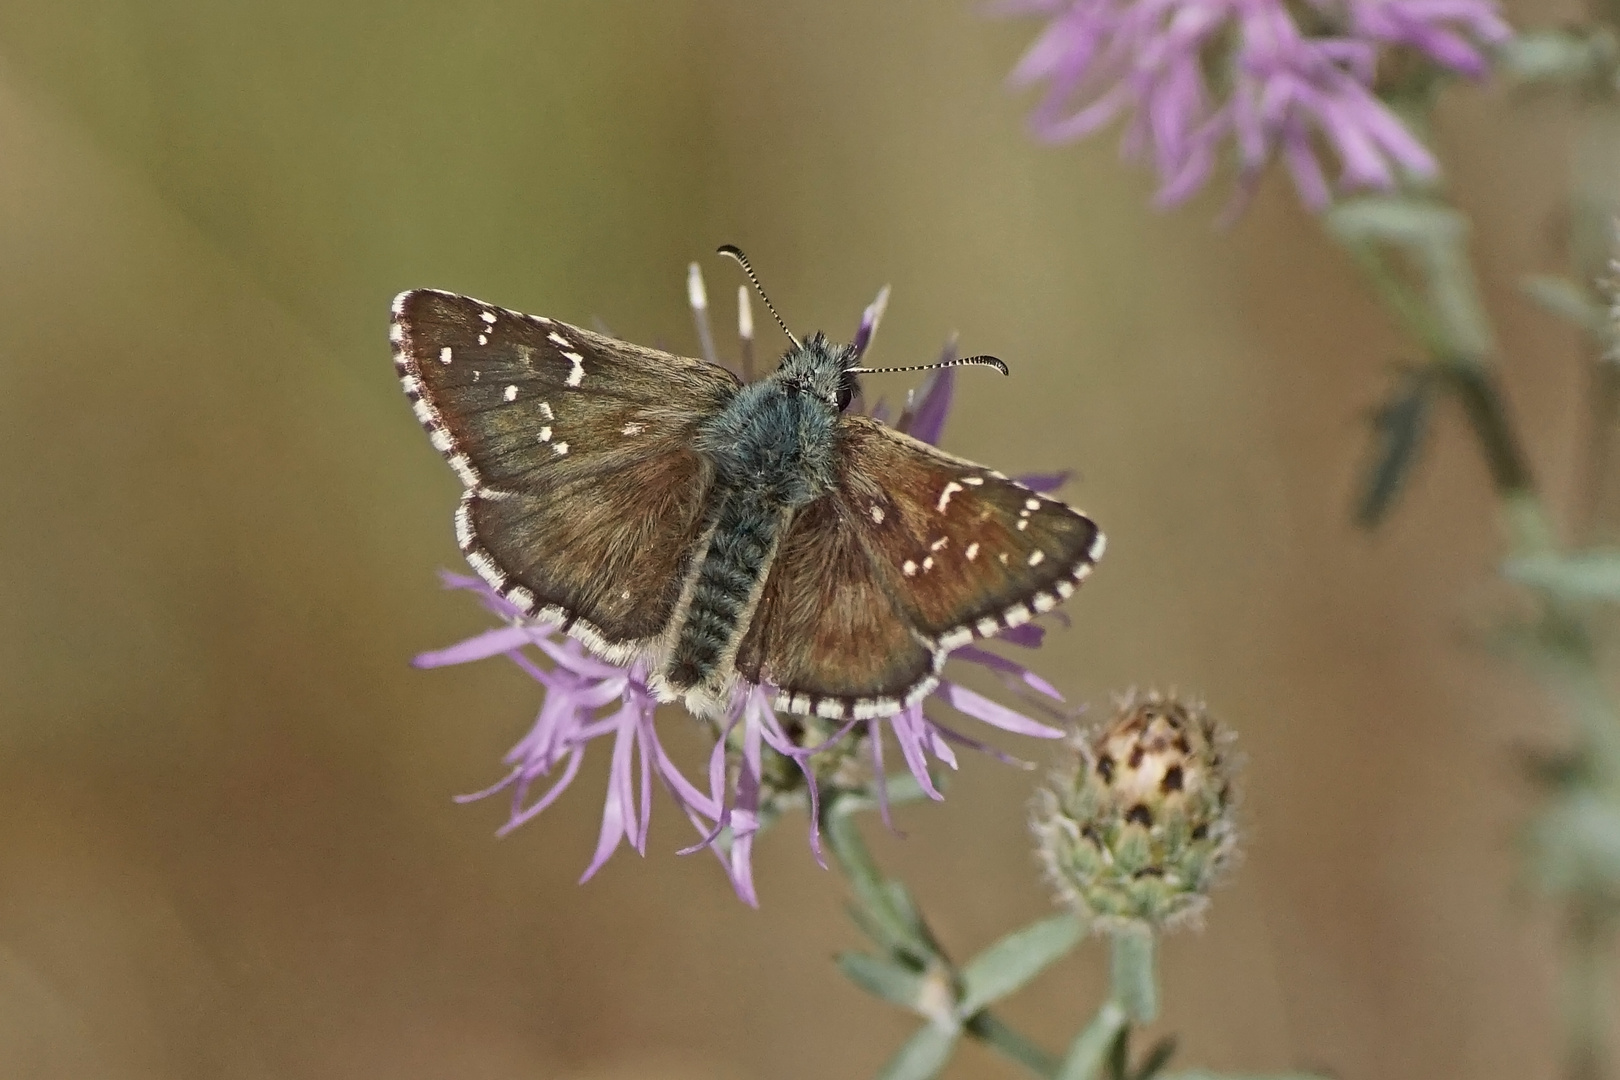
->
[1032,690,1239,932]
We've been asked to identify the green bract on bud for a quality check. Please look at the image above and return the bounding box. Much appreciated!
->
[1032,690,1239,932]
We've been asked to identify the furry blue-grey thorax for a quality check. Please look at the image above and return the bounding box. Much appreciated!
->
[660,332,862,713]
[695,332,858,503]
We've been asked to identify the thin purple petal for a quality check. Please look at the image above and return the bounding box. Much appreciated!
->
[934,680,1066,738]
[1016,471,1072,493]
[412,625,533,668]
[953,644,1066,701]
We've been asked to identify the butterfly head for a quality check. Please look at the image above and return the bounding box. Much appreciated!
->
[772,332,863,413]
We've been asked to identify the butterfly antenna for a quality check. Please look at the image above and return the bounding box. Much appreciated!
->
[717,244,800,349]
[847,354,1010,377]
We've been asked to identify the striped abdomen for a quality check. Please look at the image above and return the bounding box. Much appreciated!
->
[658,485,791,713]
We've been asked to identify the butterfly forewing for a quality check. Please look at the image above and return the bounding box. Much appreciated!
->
[836,416,1104,648]
[393,289,739,652]
[734,498,938,719]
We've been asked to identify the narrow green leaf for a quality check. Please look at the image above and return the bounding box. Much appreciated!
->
[1057,1001,1129,1080]
[824,806,935,962]
[838,951,929,1010]
[847,902,926,962]
[877,1023,962,1080]
[1504,551,1620,600]
[1521,275,1613,343]
[958,914,1083,1014]
[1327,197,1465,249]
[1356,367,1436,528]
[884,880,945,956]
[963,1011,1062,1078]
[1132,1036,1178,1080]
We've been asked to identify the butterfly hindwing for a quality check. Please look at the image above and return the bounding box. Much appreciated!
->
[393,289,740,653]
[733,497,939,720]
[835,415,1104,648]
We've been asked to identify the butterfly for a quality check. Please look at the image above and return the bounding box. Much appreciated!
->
[391,252,1104,722]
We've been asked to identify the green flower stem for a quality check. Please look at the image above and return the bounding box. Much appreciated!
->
[823,799,1063,1079]
[1109,928,1158,1024]
[1332,184,1620,1080]
[1336,207,1620,782]
[1564,897,1612,1080]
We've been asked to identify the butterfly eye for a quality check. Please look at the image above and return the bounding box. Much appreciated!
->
[835,371,859,412]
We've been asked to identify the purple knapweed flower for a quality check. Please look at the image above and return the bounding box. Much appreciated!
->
[414,268,1075,905]
[1001,0,1510,210]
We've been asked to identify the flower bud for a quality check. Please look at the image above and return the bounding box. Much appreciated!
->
[740,714,876,825]
[1032,690,1238,931]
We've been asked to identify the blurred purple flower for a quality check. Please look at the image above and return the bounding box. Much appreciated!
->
[1002,0,1510,210]
[414,275,1071,906]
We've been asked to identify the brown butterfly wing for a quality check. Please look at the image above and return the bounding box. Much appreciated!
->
[393,289,739,655]
[733,497,940,720]
[835,415,1104,649]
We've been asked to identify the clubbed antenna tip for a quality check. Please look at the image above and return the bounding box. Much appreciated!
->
[718,244,800,349]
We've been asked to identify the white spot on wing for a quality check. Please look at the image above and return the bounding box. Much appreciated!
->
[439,347,452,364]
[965,542,979,561]
[478,333,488,345]
[1055,579,1075,598]
[1028,550,1046,566]
[480,310,497,324]
[937,481,963,512]
[621,422,644,435]
[539,401,554,420]
[902,559,918,576]
[976,617,998,636]
[940,628,972,649]
[504,385,518,401]
[922,556,935,571]
[552,441,569,455]
[1033,592,1057,612]
[1004,604,1032,628]
[506,585,536,611]
[929,537,948,551]
[962,476,984,486]
[998,552,1010,564]
[870,505,885,524]
[564,351,585,387]
[538,426,551,442]
[1016,519,1029,531]
[548,331,570,347]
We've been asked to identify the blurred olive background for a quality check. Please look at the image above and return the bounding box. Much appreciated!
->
[0,0,1594,1077]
